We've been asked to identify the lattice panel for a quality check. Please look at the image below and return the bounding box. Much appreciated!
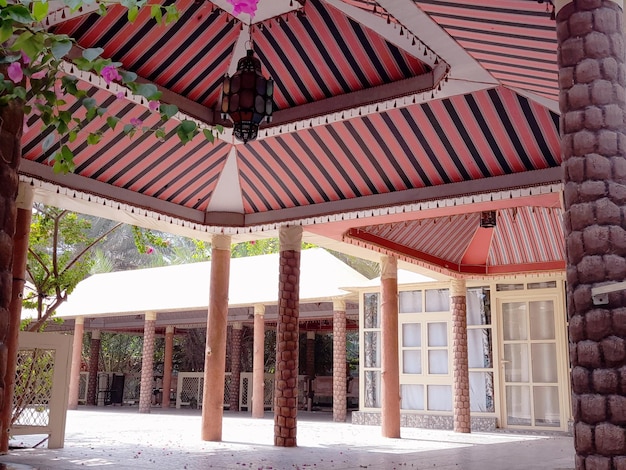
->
[240,377,249,407]
[78,372,88,403]
[124,374,141,402]
[263,377,273,407]
[180,376,201,407]
[13,349,55,427]
[224,374,231,405]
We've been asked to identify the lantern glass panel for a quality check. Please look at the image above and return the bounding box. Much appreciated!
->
[240,89,254,108]
[256,77,267,94]
[223,76,230,94]
[265,100,273,115]
[255,95,266,113]
[267,80,274,95]
[242,71,256,89]
[231,75,241,93]
[229,94,239,113]
[221,96,229,113]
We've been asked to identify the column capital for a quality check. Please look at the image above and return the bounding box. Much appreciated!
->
[279,225,303,251]
[74,316,84,326]
[166,325,175,334]
[307,331,316,340]
[332,298,346,312]
[450,279,467,297]
[212,234,231,251]
[232,321,243,330]
[145,311,157,321]
[16,182,34,210]
[91,329,100,340]
[254,304,265,316]
[381,255,397,280]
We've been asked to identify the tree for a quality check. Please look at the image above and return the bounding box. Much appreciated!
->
[23,204,121,331]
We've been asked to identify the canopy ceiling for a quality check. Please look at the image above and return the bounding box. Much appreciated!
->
[19,0,564,277]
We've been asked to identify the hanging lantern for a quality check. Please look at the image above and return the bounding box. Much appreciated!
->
[221,49,274,143]
[480,211,497,228]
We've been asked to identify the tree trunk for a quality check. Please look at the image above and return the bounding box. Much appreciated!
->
[0,96,25,453]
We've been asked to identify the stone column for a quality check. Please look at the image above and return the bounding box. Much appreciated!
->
[1,182,33,452]
[201,234,231,441]
[380,255,400,438]
[274,225,302,448]
[252,304,266,418]
[332,299,347,423]
[0,87,24,454]
[451,279,470,433]
[139,312,156,413]
[230,322,243,411]
[557,1,626,468]
[67,317,85,410]
[86,330,101,406]
[162,325,174,409]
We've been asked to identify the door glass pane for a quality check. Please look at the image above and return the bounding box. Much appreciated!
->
[364,332,380,368]
[468,328,493,368]
[402,323,421,347]
[504,343,529,382]
[427,385,452,411]
[506,385,531,426]
[503,302,527,340]
[428,350,448,374]
[534,386,560,427]
[467,287,491,325]
[531,343,558,382]
[529,301,555,340]
[425,289,449,312]
[428,323,447,347]
[470,372,495,412]
[364,293,379,328]
[401,384,424,410]
[400,290,422,313]
[403,350,422,374]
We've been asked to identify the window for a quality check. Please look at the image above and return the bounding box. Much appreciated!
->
[467,287,495,413]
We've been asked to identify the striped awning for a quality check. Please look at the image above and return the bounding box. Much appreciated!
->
[20,0,564,276]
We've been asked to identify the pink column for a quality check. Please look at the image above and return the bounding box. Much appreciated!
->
[67,317,85,410]
[1,183,33,452]
[229,322,243,411]
[451,279,470,433]
[201,234,231,441]
[86,330,101,406]
[274,225,302,448]
[332,299,347,422]
[162,325,174,409]
[252,304,265,418]
[139,312,156,413]
[380,255,400,438]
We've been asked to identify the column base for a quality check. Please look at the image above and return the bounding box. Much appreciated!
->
[352,411,497,432]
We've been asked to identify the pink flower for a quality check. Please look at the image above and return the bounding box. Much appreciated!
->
[148,100,160,112]
[130,117,143,127]
[146,246,154,254]
[116,91,125,100]
[31,70,46,80]
[7,62,23,83]
[101,64,122,85]
[21,52,30,65]
[227,0,259,17]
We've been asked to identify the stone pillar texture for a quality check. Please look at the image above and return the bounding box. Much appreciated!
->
[230,322,243,411]
[67,317,85,410]
[252,304,266,418]
[139,312,156,413]
[162,325,174,409]
[380,255,400,438]
[450,279,470,433]
[332,299,347,423]
[86,330,101,406]
[274,225,302,448]
[0,183,32,452]
[306,331,315,380]
[201,234,231,442]
[0,94,24,451]
[557,1,626,468]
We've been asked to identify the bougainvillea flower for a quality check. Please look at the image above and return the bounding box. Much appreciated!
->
[148,100,160,112]
[130,117,143,126]
[101,64,122,85]
[31,70,47,80]
[7,62,23,83]
[226,0,259,17]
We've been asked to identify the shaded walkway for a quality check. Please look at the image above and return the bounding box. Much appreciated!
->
[0,409,573,469]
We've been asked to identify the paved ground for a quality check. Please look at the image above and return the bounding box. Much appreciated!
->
[0,408,574,470]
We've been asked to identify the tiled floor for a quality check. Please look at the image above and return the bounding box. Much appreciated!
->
[0,408,574,469]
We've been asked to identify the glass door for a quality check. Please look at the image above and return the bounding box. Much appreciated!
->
[499,296,563,429]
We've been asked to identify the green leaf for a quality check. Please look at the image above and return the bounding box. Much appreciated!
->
[82,97,96,110]
[119,70,137,84]
[87,133,101,145]
[0,0,7,8]
[86,107,97,121]
[32,1,49,22]
[135,83,160,100]
[127,6,138,22]
[82,47,104,62]
[155,128,166,140]
[203,129,214,143]
[11,31,44,60]
[4,5,34,23]
[216,124,224,133]
[179,120,196,134]
[0,19,14,44]
[60,144,73,161]
[106,116,119,130]
[150,4,162,24]
[50,39,72,60]
[164,4,179,24]
[68,130,77,143]
[160,103,177,120]
[65,0,83,12]
[42,133,55,151]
